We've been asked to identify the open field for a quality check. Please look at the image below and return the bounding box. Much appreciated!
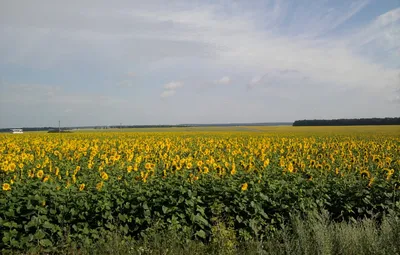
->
[74,125,400,134]
[1,126,400,253]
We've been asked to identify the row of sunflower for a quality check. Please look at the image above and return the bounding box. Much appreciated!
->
[1,132,399,191]
[0,129,399,251]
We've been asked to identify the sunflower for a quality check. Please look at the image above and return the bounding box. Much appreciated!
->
[79,183,85,191]
[28,170,34,178]
[36,170,44,179]
[382,168,394,180]
[101,171,109,181]
[145,163,152,170]
[368,177,375,188]
[224,162,230,169]
[241,183,248,191]
[127,166,133,173]
[75,166,81,173]
[304,173,313,181]
[360,170,371,179]
[372,155,380,163]
[2,183,11,191]
[96,181,104,191]
[324,164,332,171]
[287,163,294,173]
[263,159,270,167]
[8,163,16,172]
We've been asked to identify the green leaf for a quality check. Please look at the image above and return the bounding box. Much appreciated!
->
[43,221,54,229]
[34,230,46,240]
[194,214,210,227]
[118,213,127,222]
[195,230,206,239]
[260,193,268,200]
[39,239,53,247]
[196,206,205,215]
[2,233,10,243]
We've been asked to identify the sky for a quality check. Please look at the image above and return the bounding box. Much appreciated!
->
[0,0,399,128]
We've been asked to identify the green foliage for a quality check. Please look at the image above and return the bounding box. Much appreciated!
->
[1,173,400,253]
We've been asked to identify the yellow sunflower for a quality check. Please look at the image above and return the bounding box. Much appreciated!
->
[360,170,371,179]
[2,183,11,191]
[36,170,44,179]
[101,171,109,181]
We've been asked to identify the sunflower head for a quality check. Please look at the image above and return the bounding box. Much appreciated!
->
[2,183,11,191]
[96,181,104,191]
[360,170,371,179]
[100,171,109,181]
[36,170,44,179]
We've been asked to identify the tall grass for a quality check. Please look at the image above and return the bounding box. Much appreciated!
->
[14,211,399,255]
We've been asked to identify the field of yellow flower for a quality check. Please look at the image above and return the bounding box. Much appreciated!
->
[0,126,399,251]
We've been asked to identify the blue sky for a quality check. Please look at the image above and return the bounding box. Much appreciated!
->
[0,0,399,128]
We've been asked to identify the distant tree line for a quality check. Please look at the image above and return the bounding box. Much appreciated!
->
[0,127,53,133]
[293,117,400,126]
[0,127,71,133]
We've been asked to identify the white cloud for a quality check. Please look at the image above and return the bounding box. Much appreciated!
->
[160,81,183,98]
[1,2,397,92]
[160,90,176,98]
[113,3,398,93]
[346,7,400,66]
[248,75,262,89]
[0,82,134,127]
[215,76,231,85]
[0,1,399,126]
[164,81,183,90]
[117,80,135,88]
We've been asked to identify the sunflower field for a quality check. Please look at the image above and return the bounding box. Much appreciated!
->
[0,126,400,252]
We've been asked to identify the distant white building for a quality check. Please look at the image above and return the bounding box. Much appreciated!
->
[10,129,23,134]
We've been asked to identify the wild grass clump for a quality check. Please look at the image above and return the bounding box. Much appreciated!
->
[7,211,398,255]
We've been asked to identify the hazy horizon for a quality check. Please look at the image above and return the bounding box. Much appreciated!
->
[2,121,295,129]
[1,0,399,128]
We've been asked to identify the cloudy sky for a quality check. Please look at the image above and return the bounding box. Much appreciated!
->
[0,0,399,127]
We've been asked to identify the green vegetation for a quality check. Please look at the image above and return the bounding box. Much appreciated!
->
[293,117,400,126]
[0,126,399,254]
